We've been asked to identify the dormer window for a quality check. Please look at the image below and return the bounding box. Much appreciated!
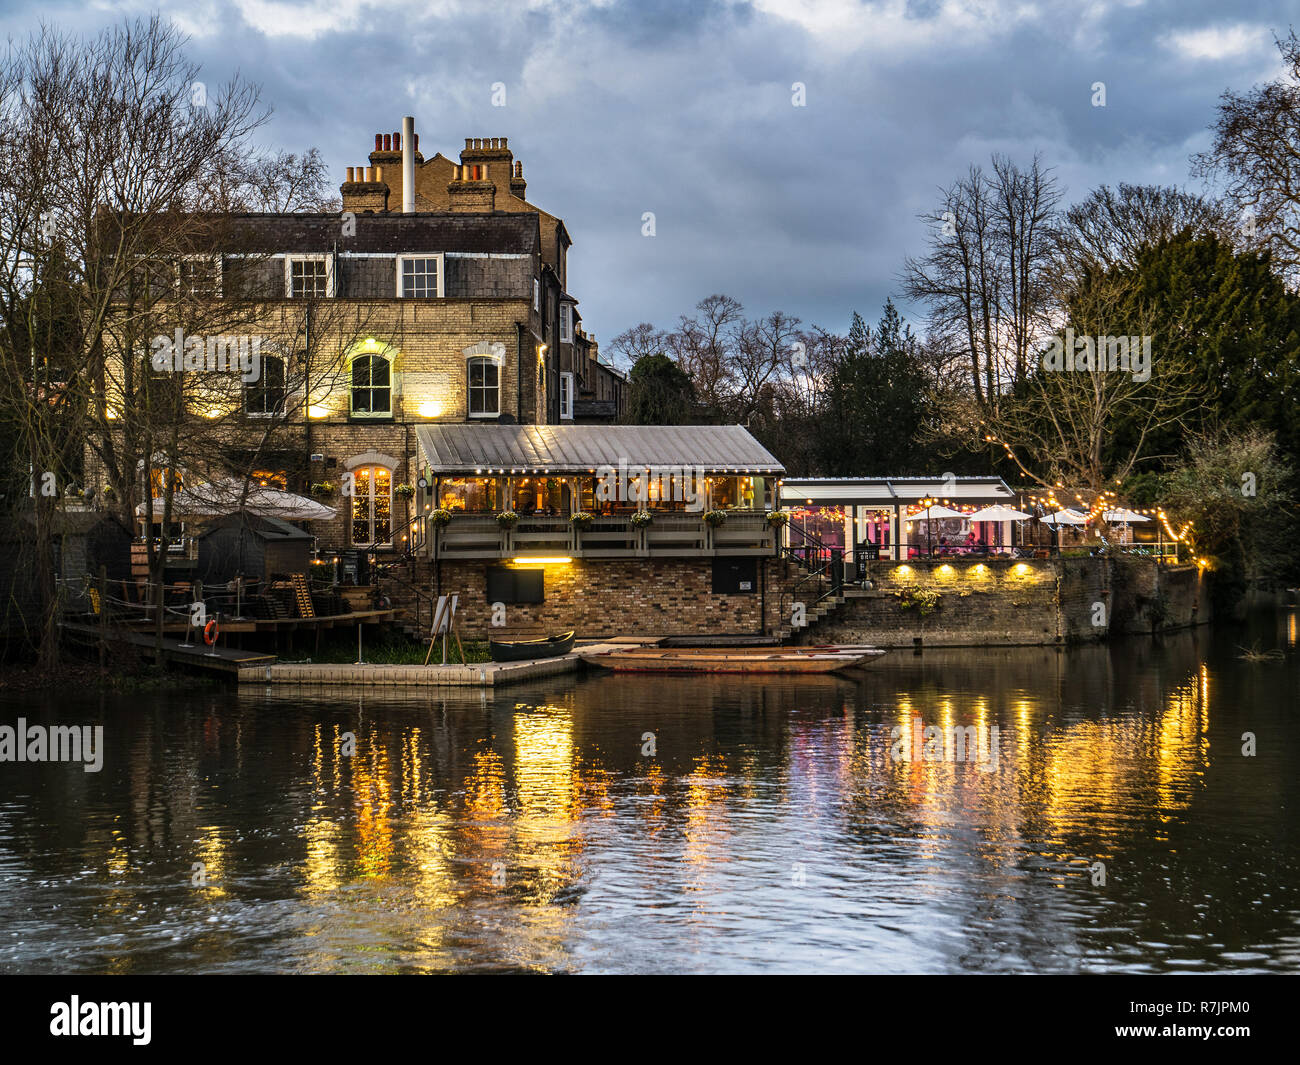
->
[177,256,221,298]
[396,254,444,298]
[286,255,332,298]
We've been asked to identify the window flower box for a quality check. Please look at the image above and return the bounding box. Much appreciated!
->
[569,511,595,528]
[703,509,728,528]
[496,510,520,528]
[630,511,653,528]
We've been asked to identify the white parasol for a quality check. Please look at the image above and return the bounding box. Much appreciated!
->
[136,477,336,521]
[965,505,1032,522]
[1043,508,1088,526]
[1101,508,1150,523]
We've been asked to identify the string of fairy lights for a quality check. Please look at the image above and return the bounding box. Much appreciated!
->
[984,428,1205,566]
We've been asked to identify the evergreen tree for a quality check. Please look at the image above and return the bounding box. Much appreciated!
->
[621,353,697,425]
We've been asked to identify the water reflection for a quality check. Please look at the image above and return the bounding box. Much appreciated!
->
[0,616,1297,973]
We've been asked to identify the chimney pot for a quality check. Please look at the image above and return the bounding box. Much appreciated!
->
[383,134,391,151]
[465,138,472,149]
[414,133,419,152]
[376,166,383,182]
[346,166,354,182]
[394,132,400,150]
[375,134,382,151]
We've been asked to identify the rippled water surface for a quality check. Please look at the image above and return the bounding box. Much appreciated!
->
[1,613,1298,973]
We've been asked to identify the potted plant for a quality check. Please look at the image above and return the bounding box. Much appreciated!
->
[496,510,520,528]
[311,481,337,499]
[394,483,416,499]
[765,509,791,528]
[703,509,728,528]
[102,484,117,503]
[630,510,653,528]
[429,507,453,527]
[569,511,595,528]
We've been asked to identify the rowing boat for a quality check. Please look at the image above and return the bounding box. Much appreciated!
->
[580,647,880,674]
[489,630,576,662]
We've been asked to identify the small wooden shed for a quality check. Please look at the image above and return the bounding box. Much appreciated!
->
[196,512,314,584]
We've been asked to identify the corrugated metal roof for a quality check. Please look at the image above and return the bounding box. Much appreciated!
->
[781,477,1013,505]
[415,424,784,474]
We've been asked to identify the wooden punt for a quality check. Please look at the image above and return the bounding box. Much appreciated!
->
[581,647,879,674]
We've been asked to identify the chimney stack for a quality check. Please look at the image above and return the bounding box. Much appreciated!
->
[402,115,415,214]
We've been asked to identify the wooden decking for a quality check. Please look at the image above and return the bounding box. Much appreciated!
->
[61,623,277,674]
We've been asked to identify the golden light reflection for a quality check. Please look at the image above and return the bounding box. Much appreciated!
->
[194,826,229,900]
[683,754,731,892]
[352,735,395,879]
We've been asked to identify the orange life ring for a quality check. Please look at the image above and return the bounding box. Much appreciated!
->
[203,619,219,646]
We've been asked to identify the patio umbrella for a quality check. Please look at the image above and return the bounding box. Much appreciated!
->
[909,503,966,555]
[965,505,1032,522]
[915,504,966,520]
[1043,508,1088,526]
[1101,508,1150,523]
[965,504,1032,552]
[136,478,336,521]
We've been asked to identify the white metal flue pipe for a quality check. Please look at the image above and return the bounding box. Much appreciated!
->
[402,116,415,213]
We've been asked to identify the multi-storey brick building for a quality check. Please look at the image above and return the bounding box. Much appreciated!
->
[91,119,626,557]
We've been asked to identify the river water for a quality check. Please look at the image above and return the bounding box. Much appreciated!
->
[1,612,1297,974]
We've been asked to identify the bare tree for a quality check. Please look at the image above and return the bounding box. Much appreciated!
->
[1061,183,1232,277]
[1193,30,1300,278]
[983,271,1202,505]
[901,155,1062,412]
[608,321,666,368]
[0,17,338,665]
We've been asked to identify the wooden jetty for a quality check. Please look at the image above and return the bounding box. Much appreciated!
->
[61,622,277,675]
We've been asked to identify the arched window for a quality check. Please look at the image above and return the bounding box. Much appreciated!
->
[351,466,392,545]
[244,354,286,416]
[468,356,499,417]
[351,354,391,416]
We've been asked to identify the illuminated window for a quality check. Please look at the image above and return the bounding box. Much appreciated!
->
[438,477,501,512]
[351,466,392,545]
[350,355,391,416]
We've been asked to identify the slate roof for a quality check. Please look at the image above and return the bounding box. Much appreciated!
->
[415,424,785,474]
[223,212,539,256]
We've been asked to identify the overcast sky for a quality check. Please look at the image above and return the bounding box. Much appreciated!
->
[5,1,1295,355]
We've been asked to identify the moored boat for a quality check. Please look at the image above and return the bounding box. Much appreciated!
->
[581,647,881,674]
[489,630,576,662]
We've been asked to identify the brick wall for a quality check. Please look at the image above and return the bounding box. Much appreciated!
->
[407,556,802,639]
[809,557,1209,648]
